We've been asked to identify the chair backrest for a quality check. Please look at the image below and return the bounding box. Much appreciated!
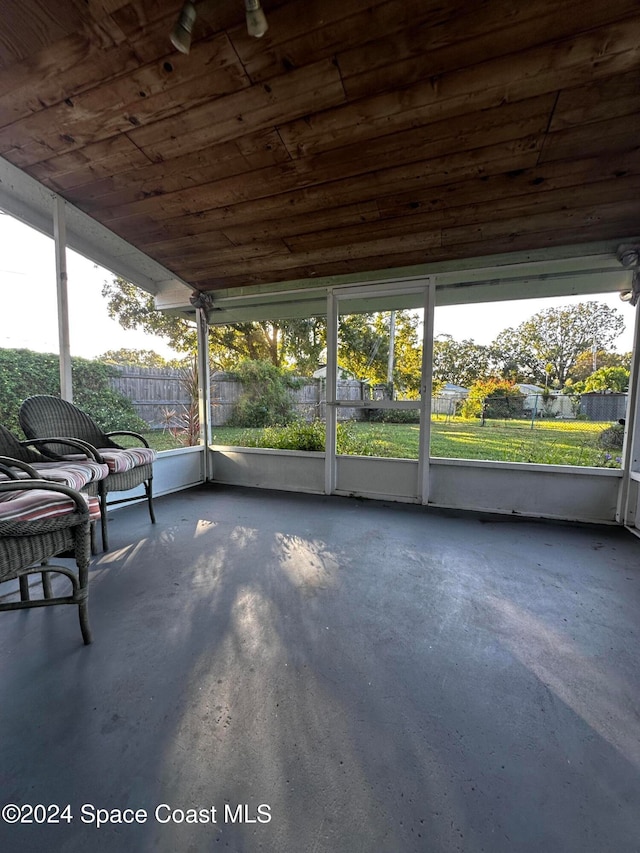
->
[19,395,119,451]
[0,425,42,464]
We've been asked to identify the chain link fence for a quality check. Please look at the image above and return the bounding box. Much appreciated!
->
[431,392,627,431]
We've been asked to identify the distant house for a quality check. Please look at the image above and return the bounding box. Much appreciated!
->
[516,384,576,419]
[516,383,544,412]
[313,365,359,381]
[433,382,469,416]
[440,382,470,397]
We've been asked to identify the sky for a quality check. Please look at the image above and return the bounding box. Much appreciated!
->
[0,213,178,360]
[0,212,636,358]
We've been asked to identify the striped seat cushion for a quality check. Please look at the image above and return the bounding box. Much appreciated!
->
[0,489,101,522]
[0,460,109,491]
[97,447,157,474]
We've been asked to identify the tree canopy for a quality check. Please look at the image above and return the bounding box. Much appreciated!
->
[99,348,184,368]
[566,348,631,384]
[336,310,422,395]
[101,277,325,374]
[102,277,424,388]
[490,301,625,386]
[580,366,630,393]
[433,336,493,388]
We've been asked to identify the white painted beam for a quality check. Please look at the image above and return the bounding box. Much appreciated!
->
[0,155,191,296]
[155,254,634,323]
[53,197,72,402]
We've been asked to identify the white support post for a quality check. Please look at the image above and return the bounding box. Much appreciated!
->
[387,310,396,385]
[196,307,212,481]
[53,196,72,402]
[617,300,640,526]
[419,281,435,505]
[325,290,338,495]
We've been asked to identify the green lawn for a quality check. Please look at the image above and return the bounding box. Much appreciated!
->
[141,430,185,451]
[428,419,610,466]
[142,418,620,468]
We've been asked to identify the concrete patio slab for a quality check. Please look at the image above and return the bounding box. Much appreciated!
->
[1,485,638,853]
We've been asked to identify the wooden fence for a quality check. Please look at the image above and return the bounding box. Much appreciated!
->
[108,366,192,428]
[108,366,368,428]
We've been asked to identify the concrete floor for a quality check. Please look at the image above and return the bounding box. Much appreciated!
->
[0,484,639,853]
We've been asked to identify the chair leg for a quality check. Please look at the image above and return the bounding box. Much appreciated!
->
[19,575,30,601]
[146,477,156,524]
[78,601,92,645]
[42,566,53,599]
[100,489,109,551]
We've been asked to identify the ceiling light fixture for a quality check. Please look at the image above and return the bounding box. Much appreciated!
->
[616,244,640,306]
[170,1,197,54]
[190,291,216,322]
[245,0,269,38]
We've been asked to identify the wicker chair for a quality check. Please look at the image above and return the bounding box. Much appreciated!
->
[0,425,109,552]
[19,396,157,551]
[0,424,106,475]
[0,470,97,645]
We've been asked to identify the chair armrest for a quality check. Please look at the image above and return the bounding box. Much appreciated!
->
[21,436,103,461]
[22,437,106,463]
[0,456,40,479]
[106,430,150,448]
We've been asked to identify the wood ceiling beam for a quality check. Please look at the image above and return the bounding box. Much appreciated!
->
[67,93,551,215]
[125,58,346,161]
[339,0,640,100]
[279,20,640,157]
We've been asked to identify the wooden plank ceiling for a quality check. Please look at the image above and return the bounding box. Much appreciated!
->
[0,0,639,293]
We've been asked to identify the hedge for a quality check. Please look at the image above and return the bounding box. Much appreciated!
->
[0,348,147,437]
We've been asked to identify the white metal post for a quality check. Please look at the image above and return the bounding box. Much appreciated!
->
[617,299,640,525]
[419,281,435,505]
[325,290,338,495]
[196,306,212,481]
[53,196,72,401]
[387,310,396,385]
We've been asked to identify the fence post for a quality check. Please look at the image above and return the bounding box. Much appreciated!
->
[530,394,538,430]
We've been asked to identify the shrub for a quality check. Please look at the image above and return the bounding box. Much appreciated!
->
[598,422,624,449]
[583,366,630,393]
[227,360,302,427]
[366,408,420,424]
[160,359,200,446]
[460,378,525,420]
[245,419,325,451]
[241,418,387,455]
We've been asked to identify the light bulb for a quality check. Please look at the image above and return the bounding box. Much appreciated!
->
[245,0,268,38]
[170,1,197,54]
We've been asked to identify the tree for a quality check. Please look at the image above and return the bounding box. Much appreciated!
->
[433,335,493,388]
[392,311,423,398]
[491,302,625,386]
[102,278,195,352]
[102,277,325,373]
[582,366,630,393]
[227,360,301,427]
[567,349,631,384]
[337,311,387,383]
[99,348,181,368]
[460,378,525,420]
[336,310,423,396]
